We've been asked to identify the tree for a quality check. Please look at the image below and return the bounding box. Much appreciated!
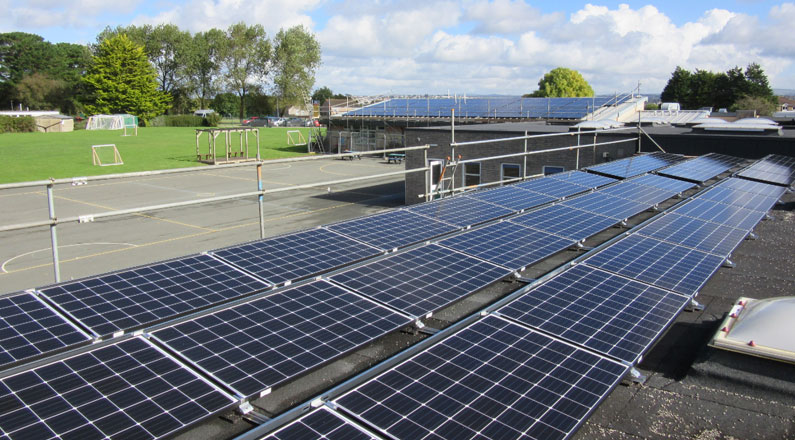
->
[272,25,321,107]
[528,67,594,97]
[221,22,271,119]
[14,73,66,110]
[744,63,774,101]
[660,63,776,110]
[186,29,225,109]
[312,86,333,104]
[734,95,776,116]
[660,66,692,105]
[82,34,170,123]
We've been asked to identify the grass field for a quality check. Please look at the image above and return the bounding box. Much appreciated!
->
[0,126,318,184]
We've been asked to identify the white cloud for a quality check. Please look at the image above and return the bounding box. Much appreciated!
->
[464,0,562,34]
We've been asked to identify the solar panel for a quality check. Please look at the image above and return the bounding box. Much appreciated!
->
[514,177,589,198]
[0,337,235,439]
[38,254,269,338]
[584,234,726,297]
[259,407,377,440]
[672,198,767,231]
[329,244,512,318]
[598,182,677,206]
[499,264,690,364]
[407,195,515,228]
[586,153,683,179]
[627,174,697,193]
[715,177,787,197]
[696,187,780,212]
[152,280,411,399]
[548,170,617,188]
[560,192,649,220]
[325,209,458,251]
[334,315,629,440]
[636,213,749,257]
[437,221,576,271]
[509,205,619,241]
[466,186,557,212]
[656,154,743,183]
[0,293,90,370]
[211,228,381,285]
[737,154,795,186]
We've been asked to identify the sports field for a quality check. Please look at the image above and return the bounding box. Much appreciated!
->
[0,126,317,184]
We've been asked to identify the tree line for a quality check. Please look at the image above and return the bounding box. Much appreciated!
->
[660,63,776,114]
[0,23,321,122]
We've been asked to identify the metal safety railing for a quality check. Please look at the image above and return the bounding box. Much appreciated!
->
[0,145,431,285]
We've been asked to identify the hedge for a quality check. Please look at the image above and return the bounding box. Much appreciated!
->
[0,116,36,134]
[149,114,221,127]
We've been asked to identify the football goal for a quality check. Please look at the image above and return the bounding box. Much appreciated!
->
[86,114,138,132]
[92,144,123,166]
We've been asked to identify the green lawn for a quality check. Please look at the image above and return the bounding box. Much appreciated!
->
[0,126,317,184]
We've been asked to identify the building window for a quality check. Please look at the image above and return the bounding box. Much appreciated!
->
[543,165,565,175]
[501,163,521,183]
[463,162,481,187]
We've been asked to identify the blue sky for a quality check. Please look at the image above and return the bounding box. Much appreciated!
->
[2,1,793,95]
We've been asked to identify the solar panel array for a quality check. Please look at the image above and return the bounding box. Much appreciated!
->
[343,96,630,119]
[329,244,512,318]
[737,154,795,186]
[0,293,89,369]
[437,221,576,271]
[152,280,411,398]
[510,205,620,242]
[560,192,650,220]
[548,170,617,188]
[586,152,685,179]
[335,315,629,440]
[466,185,557,212]
[635,213,750,257]
[325,210,457,251]
[515,176,592,198]
[656,153,744,183]
[38,254,269,337]
[260,407,377,440]
[0,337,234,439]
[499,264,690,364]
[211,228,381,285]
[407,195,514,227]
[672,198,766,231]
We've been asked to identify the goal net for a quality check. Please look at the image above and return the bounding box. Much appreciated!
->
[86,114,138,131]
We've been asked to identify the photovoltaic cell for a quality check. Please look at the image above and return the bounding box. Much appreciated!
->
[548,170,617,188]
[627,174,697,193]
[38,254,269,337]
[514,177,589,198]
[586,152,684,179]
[696,187,780,213]
[259,407,377,440]
[597,182,676,206]
[437,221,576,271]
[715,177,787,197]
[560,192,649,220]
[584,234,726,297]
[0,293,90,370]
[509,205,619,241]
[325,209,457,251]
[656,153,743,183]
[335,315,629,440]
[211,228,381,285]
[0,337,234,439]
[636,213,749,257]
[329,244,512,318]
[737,154,795,186]
[466,186,557,212]
[672,198,766,231]
[407,196,514,228]
[499,264,690,364]
[152,280,411,398]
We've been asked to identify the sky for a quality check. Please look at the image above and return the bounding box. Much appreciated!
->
[2,0,794,96]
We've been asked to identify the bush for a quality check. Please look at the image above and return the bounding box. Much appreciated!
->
[0,116,36,134]
[147,114,220,127]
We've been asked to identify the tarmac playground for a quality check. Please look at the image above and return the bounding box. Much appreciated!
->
[0,157,406,295]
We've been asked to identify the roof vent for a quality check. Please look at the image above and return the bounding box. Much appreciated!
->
[711,296,795,363]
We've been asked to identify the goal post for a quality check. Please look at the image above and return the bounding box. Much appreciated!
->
[286,130,307,147]
[92,144,123,166]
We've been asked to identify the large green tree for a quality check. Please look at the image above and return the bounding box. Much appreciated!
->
[83,34,170,123]
[186,29,225,109]
[660,63,775,110]
[272,25,321,107]
[312,86,333,103]
[528,67,594,97]
[221,22,271,119]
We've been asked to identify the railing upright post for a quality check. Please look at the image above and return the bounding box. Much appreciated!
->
[46,181,61,283]
[523,131,528,179]
[257,163,266,239]
[424,147,430,202]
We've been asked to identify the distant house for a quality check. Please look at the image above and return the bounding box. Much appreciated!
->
[778,96,795,111]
